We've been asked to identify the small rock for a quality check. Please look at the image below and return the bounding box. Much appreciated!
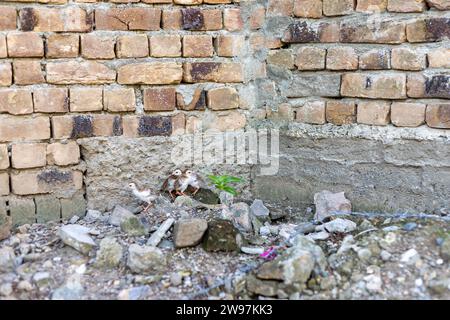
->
[174,195,195,207]
[118,286,149,300]
[69,215,80,224]
[382,226,400,232]
[84,210,102,222]
[193,188,220,205]
[173,218,208,248]
[170,273,183,286]
[295,222,316,235]
[337,235,356,255]
[440,237,450,262]
[109,205,134,227]
[58,225,96,255]
[33,272,52,288]
[318,218,357,233]
[250,199,270,222]
[203,219,241,252]
[259,226,271,236]
[0,283,12,296]
[219,191,234,206]
[427,278,450,295]
[158,240,175,250]
[436,237,444,246]
[358,219,375,231]
[230,202,253,232]
[17,280,33,292]
[95,237,123,268]
[120,216,148,237]
[403,222,418,231]
[0,246,16,272]
[241,246,265,255]
[307,230,330,241]
[313,190,352,222]
[127,244,167,274]
[364,274,382,293]
[380,250,392,261]
[400,249,420,265]
[357,248,372,262]
[52,275,84,300]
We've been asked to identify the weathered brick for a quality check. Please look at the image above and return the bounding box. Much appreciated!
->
[186,116,202,134]
[70,87,103,112]
[140,116,173,136]
[407,74,450,98]
[407,18,450,43]
[150,35,181,57]
[283,74,341,97]
[295,47,326,70]
[359,49,390,70]
[0,144,9,170]
[326,100,356,125]
[357,101,391,126]
[391,48,426,70]
[183,62,243,83]
[143,88,176,111]
[177,87,206,111]
[162,9,182,30]
[224,8,243,31]
[282,22,320,43]
[104,88,136,112]
[0,117,50,142]
[35,196,61,223]
[47,141,80,166]
[171,113,186,136]
[19,7,92,32]
[250,6,266,30]
[0,63,12,87]
[205,110,246,132]
[296,101,326,124]
[95,8,161,31]
[203,9,223,31]
[117,35,149,58]
[46,34,79,58]
[341,73,407,99]
[118,62,182,85]
[356,0,388,12]
[34,88,69,113]
[426,0,450,10]
[319,22,341,42]
[267,0,294,16]
[81,34,115,60]
[47,61,116,84]
[0,173,8,196]
[7,33,44,57]
[215,35,245,57]
[11,169,82,195]
[426,104,450,129]
[61,193,86,220]
[341,21,406,43]
[267,50,295,69]
[391,102,426,127]
[0,7,17,30]
[0,89,33,115]
[52,116,75,139]
[0,36,6,58]
[326,47,358,70]
[181,8,204,30]
[294,0,323,18]
[11,143,47,169]
[93,114,120,137]
[9,198,35,227]
[387,0,426,12]
[13,60,45,85]
[428,48,450,68]
[183,35,214,58]
[323,0,354,16]
[207,87,239,111]
[174,0,202,4]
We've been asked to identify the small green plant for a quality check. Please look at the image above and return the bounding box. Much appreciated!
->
[207,174,243,196]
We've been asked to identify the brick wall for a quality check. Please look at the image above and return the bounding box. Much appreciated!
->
[0,0,449,225]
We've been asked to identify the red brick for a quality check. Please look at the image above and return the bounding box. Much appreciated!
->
[183,35,214,58]
[19,7,92,32]
[34,88,69,113]
[224,8,243,31]
[70,87,103,112]
[0,117,50,142]
[426,104,450,129]
[296,101,326,124]
[143,88,176,111]
[46,34,79,58]
[117,35,149,58]
[81,34,115,60]
[0,63,12,87]
[357,101,391,126]
[13,60,45,85]
[46,61,116,85]
[150,35,181,57]
[0,7,16,30]
[391,102,426,127]
[95,8,161,31]
[104,88,136,112]
[118,62,182,85]
[7,33,44,57]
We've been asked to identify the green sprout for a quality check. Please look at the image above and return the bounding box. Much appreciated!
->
[207,174,243,196]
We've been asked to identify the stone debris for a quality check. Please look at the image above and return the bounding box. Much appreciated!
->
[109,205,135,227]
[173,218,208,248]
[58,224,96,255]
[52,275,84,300]
[95,237,123,268]
[127,244,167,274]
[0,247,16,273]
[120,215,148,237]
[203,219,242,252]
[147,218,175,247]
[317,218,357,233]
[240,246,265,255]
[313,190,352,222]
[250,199,270,222]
